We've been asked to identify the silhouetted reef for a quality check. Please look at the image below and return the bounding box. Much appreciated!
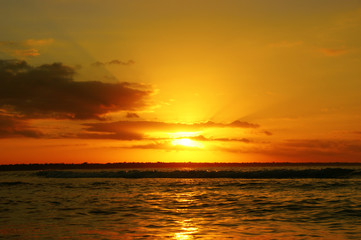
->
[35,168,361,179]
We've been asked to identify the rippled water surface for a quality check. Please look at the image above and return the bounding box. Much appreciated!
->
[1,168,361,239]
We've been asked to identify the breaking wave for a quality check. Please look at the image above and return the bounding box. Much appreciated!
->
[36,168,361,179]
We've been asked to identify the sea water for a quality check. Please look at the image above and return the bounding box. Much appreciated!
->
[1,167,361,239]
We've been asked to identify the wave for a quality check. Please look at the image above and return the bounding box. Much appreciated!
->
[0,181,32,186]
[36,168,361,179]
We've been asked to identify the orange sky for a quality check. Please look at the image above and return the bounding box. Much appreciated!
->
[1,0,361,164]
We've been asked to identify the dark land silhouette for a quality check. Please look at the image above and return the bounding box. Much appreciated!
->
[1,162,361,171]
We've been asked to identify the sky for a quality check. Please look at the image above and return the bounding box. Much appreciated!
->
[1,0,361,164]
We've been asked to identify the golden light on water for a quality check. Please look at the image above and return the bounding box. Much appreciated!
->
[173,190,199,240]
[174,224,198,240]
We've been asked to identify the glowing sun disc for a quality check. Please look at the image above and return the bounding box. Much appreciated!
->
[171,138,203,148]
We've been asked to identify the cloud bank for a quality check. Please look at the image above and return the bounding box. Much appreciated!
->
[0,59,152,119]
[83,120,258,134]
[0,114,43,138]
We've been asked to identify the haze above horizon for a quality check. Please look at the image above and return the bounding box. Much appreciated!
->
[1,0,361,164]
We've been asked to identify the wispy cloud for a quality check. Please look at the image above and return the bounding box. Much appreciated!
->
[116,141,204,151]
[12,48,40,57]
[262,130,273,136]
[259,139,361,160]
[83,120,259,134]
[24,38,54,46]
[317,47,348,56]
[91,59,135,67]
[213,138,361,161]
[79,120,260,140]
[0,38,54,57]
[78,131,144,140]
[189,135,252,143]
[281,139,361,154]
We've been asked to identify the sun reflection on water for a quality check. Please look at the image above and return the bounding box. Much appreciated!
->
[172,187,199,239]
[174,220,198,240]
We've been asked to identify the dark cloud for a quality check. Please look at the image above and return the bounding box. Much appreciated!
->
[126,112,140,118]
[262,130,273,136]
[92,59,135,67]
[0,114,43,138]
[0,59,152,119]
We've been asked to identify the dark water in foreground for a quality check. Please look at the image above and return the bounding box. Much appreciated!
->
[1,167,361,239]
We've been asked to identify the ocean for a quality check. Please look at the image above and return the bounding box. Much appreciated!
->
[1,166,361,239]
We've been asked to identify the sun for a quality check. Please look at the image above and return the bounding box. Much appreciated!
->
[171,138,204,148]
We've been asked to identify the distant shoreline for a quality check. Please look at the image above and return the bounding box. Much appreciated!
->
[1,162,361,171]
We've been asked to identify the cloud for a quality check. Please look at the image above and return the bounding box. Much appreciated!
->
[189,135,252,143]
[249,139,361,160]
[118,135,253,151]
[122,141,172,150]
[79,120,259,140]
[13,49,40,57]
[118,141,203,151]
[24,38,54,46]
[92,59,135,67]
[225,120,259,128]
[281,139,361,154]
[78,131,144,140]
[0,59,153,119]
[0,38,54,48]
[83,120,258,134]
[0,38,54,57]
[318,48,348,56]
[262,130,273,136]
[126,112,140,118]
[239,139,361,162]
[0,114,43,138]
